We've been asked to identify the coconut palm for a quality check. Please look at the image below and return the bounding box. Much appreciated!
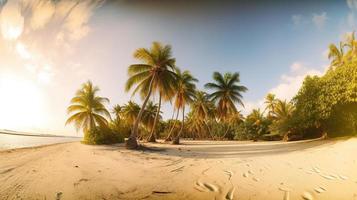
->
[65,81,111,136]
[264,93,277,118]
[343,31,357,63]
[142,101,160,135]
[170,69,198,144]
[273,100,294,120]
[190,91,216,139]
[328,42,345,69]
[112,104,122,121]
[125,42,177,148]
[121,101,140,125]
[205,72,247,121]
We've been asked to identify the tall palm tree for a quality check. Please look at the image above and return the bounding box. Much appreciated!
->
[171,69,198,144]
[66,81,111,137]
[125,42,177,148]
[264,93,277,118]
[190,91,216,139]
[205,72,247,121]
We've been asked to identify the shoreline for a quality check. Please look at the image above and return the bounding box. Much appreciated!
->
[0,130,81,138]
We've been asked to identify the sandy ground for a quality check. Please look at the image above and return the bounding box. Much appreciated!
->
[1,138,357,200]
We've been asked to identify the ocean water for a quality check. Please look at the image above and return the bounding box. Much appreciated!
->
[0,132,81,150]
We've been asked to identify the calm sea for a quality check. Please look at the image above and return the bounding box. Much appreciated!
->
[0,132,81,150]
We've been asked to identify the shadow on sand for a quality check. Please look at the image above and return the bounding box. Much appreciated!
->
[96,138,349,159]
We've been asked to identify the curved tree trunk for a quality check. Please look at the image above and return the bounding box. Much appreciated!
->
[126,77,154,149]
[165,107,180,142]
[173,106,185,145]
[204,120,215,140]
[148,93,161,142]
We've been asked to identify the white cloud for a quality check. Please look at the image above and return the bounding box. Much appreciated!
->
[292,15,302,26]
[243,62,328,116]
[312,12,327,29]
[269,62,326,101]
[28,0,55,30]
[242,100,264,116]
[347,0,357,9]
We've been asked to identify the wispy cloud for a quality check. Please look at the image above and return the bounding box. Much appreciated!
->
[0,0,103,84]
[292,14,302,26]
[312,12,327,29]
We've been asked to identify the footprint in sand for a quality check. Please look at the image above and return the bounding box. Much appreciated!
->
[283,191,290,200]
[195,181,219,192]
[339,174,348,180]
[312,167,321,173]
[243,172,249,178]
[224,170,233,180]
[279,187,291,200]
[320,174,336,180]
[225,187,235,200]
[314,186,326,193]
[302,192,314,200]
[252,177,260,182]
[248,170,254,175]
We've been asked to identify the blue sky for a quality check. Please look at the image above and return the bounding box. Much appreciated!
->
[0,0,355,135]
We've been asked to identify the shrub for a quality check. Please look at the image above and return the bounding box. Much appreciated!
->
[83,126,124,145]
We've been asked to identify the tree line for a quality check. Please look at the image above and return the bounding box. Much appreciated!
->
[66,34,357,149]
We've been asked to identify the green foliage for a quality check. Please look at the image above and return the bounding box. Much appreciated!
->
[291,57,357,137]
[205,72,247,121]
[83,126,124,145]
[66,81,111,133]
[234,109,271,141]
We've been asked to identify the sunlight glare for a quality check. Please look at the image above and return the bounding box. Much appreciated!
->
[0,74,47,130]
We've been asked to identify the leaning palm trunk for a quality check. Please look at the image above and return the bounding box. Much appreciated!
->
[204,120,215,140]
[165,108,180,141]
[148,93,161,142]
[126,77,154,149]
[173,106,185,144]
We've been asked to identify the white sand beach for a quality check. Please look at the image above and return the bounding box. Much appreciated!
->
[1,138,357,200]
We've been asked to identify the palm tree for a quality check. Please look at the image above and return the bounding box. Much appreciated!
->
[328,42,345,69]
[264,93,277,118]
[248,109,264,125]
[269,100,295,141]
[66,81,111,138]
[125,42,177,148]
[112,104,122,121]
[142,101,160,137]
[122,101,140,125]
[190,91,216,139]
[273,100,294,120]
[205,72,247,121]
[171,69,198,144]
[343,31,357,63]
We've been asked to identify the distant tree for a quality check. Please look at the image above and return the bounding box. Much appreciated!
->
[66,81,111,139]
[205,72,247,121]
[264,93,277,118]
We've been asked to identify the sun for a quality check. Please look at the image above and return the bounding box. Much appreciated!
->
[0,74,48,131]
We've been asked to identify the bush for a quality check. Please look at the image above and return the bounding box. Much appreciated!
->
[83,126,124,145]
[290,62,357,138]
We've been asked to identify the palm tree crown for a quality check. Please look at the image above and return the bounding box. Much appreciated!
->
[66,81,111,133]
[205,72,248,121]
